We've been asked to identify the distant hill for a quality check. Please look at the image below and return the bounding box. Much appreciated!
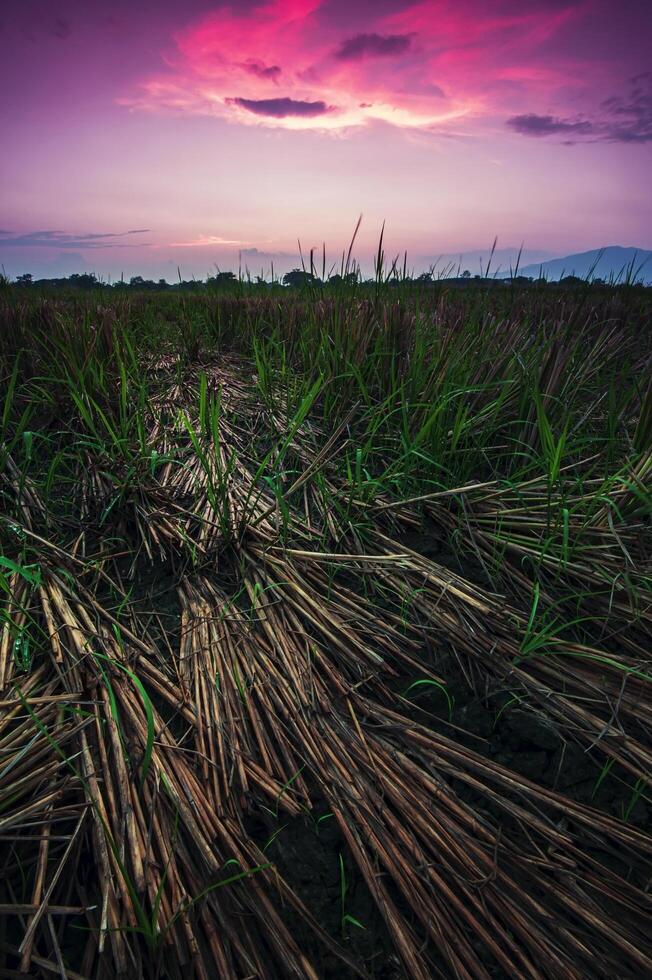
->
[419,247,557,277]
[509,246,652,283]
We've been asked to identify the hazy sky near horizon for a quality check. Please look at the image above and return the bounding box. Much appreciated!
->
[1,0,651,278]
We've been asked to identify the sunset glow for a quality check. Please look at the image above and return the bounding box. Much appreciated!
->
[2,0,651,279]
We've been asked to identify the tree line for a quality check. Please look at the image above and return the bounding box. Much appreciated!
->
[8,270,631,291]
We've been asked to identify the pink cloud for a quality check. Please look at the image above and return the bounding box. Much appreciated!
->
[167,235,249,247]
[119,0,474,130]
[118,0,626,134]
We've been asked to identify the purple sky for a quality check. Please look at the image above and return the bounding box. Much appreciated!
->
[1,0,651,279]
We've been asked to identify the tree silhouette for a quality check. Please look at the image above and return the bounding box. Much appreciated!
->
[282,269,321,287]
[328,272,358,287]
[207,271,237,288]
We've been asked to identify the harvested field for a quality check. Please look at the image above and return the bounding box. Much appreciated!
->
[0,282,651,978]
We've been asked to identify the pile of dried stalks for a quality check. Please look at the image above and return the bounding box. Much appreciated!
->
[1,359,650,979]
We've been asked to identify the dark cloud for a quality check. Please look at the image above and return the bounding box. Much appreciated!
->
[0,230,151,249]
[598,72,652,143]
[334,32,412,61]
[507,114,594,138]
[508,75,652,144]
[240,246,293,257]
[240,61,281,81]
[225,97,332,118]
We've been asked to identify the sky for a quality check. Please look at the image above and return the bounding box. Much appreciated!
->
[1,0,651,280]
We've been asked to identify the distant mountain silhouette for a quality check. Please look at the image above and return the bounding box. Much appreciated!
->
[420,247,556,277]
[509,246,652,283]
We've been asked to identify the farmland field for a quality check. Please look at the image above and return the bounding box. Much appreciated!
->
[1,280,651,979]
